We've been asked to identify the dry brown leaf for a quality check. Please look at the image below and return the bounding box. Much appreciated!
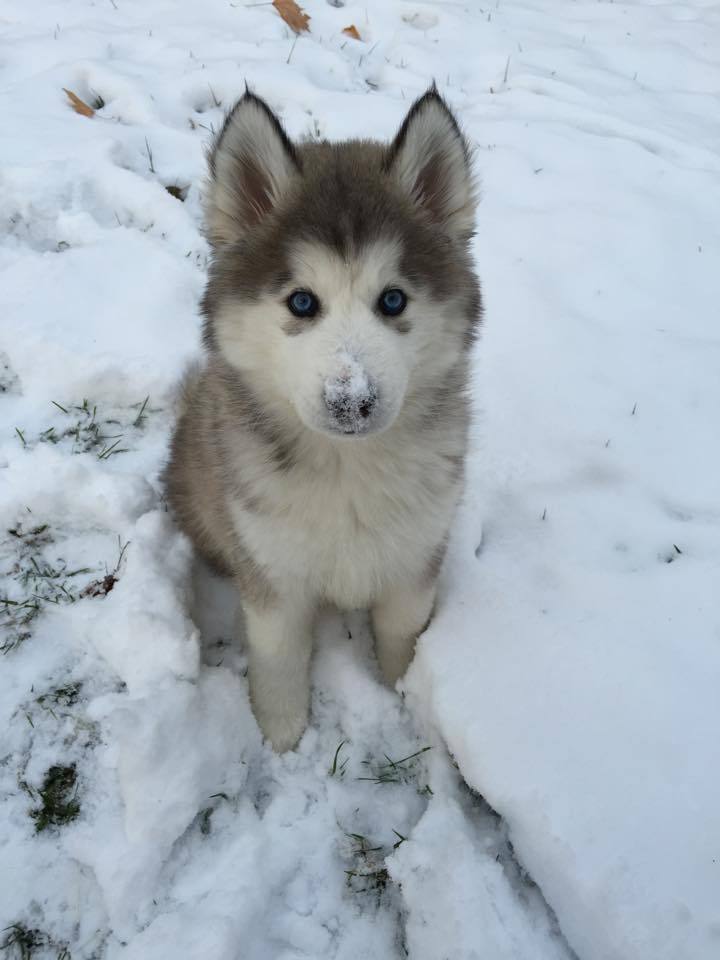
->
[272,0,310,33]
[342,25,362,41]
[63,88,95,118]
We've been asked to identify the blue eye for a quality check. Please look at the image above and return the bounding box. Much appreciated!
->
[378,288,407,317]
[287,290,319,318]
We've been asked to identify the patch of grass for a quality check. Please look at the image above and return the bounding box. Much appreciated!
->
[344,864,389,897]
[97,438,128,460]
[41,399,115,455]
[0,923,71,959]
[15,397,156,459]
[663,543,684,565]
[343,832,392,901]
[131,395,149,427]
[0,597,40,654]
[356,745,432,786]
[23,680,99,749]
[328,739,349,778]
[207,83,221,108]
[342,826,412,902]
[1,524,128,654]
[391,829,408,850]
[144,137,155,174]
[345,832,383,856]
[29,764,80,833]
[37,682,82,711]
[7,523,51,547]
[197,792,230,837]
[1,522,89,654]
[1,523,54,653]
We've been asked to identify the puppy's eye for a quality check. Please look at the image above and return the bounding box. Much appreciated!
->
[378,288,407,317]
[287,290,319,319]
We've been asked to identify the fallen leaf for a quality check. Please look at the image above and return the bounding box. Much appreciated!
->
[272,0,310,33]
[80,573,117,599]
[342,25,362,40]
[62,88,95,118]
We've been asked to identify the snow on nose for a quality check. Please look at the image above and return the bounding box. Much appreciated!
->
[324,354,377,432]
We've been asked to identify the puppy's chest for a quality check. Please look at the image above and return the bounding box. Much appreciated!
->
[232,448,455,605]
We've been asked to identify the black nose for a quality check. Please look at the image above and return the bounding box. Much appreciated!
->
[325,382,377,431]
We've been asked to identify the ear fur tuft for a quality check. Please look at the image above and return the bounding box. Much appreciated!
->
[204,92,300,246]
[385,87,477,241]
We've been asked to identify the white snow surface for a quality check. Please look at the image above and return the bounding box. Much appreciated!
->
[1,1,719,958]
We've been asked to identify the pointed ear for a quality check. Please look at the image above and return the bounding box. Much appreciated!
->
[385,88,477,241]
[204,92,300,245]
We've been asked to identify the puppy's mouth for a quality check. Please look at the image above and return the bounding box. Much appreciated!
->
[339,424,372,437]
[311,407,395,439]
[327,418,381,438]
[331,407,401,438]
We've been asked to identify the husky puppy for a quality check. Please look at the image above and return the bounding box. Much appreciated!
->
[165,87,481,751]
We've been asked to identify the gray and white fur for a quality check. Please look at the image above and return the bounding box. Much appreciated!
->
[164,87,482,751]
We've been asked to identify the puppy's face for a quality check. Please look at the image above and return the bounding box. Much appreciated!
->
[202,90,479,439]
[216,239,414,438]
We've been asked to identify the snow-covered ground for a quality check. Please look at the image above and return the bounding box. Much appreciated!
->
[2,0,719,957]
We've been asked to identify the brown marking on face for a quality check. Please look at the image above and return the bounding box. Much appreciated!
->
[282,312,320,336]
[380,312,412,335]
[219,363,297,471]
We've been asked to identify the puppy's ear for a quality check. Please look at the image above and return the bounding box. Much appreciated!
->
[204,92,300,245]
[385,87,476,241]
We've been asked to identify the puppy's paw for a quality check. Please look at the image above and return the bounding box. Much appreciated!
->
[255,706,308,753]
[377,637,416,687]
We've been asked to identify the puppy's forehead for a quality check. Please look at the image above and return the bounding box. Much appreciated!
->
[288,239,402,291]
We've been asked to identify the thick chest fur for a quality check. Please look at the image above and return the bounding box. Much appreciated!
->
[230,438,460,609]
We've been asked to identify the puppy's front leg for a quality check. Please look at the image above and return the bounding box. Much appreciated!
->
[243,596,314,752]
[372,580,437,686]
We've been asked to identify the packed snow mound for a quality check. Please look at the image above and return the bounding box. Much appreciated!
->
[2,0,719,958]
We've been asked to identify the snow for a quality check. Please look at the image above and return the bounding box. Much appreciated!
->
[1,0,719,958]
